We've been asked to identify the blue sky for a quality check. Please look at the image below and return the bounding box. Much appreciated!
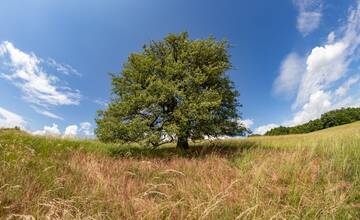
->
[0,0,359,136]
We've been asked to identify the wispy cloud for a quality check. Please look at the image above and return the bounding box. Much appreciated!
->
[0,107,26,128]
[94,98,108,107]
[294,0,323,36]
[31,105,63,120]
[273,52,305,97]
[45,58,81,76]
[0,41,81,107]
[334,75,360,97]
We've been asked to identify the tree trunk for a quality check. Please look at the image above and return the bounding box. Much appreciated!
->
[176,136,189,150]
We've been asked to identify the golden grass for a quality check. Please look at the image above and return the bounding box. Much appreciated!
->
[1,122,360,219]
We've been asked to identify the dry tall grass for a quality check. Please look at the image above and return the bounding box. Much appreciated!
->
[1,122,360,219]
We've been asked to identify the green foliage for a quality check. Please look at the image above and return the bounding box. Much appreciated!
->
[96,32,245,148]
[265,107,360,135]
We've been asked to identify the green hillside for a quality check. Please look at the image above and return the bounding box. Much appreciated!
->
[265,107,360,136]
[1,122,360,219]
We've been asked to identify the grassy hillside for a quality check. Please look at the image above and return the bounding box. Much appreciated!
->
[265,107,360,136]
[1,123,360,219]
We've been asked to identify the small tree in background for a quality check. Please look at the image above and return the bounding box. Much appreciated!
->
[96,32,246,149]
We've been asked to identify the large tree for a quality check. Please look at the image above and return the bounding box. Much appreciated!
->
[96,32,246,149]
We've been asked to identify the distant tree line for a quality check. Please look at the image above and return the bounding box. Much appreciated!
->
[265,107,360,136]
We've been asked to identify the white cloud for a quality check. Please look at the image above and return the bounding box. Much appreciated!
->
[63,125,78,138]
[63,122,94,138]
[79,122,94,136]
[0,41,80,107]
[32,122,94,138]
[273,2,360,127]
[294,41,348,107]
[289,90,331,125]
[273,52,304,96]
[277,2,360,107]
[294,0,322,36]
[32,123,61,136]
[238,119,254,129]
[294,2,360,108]
[31,106,63,120]
[0,107,26,128]
[254,123,279,135]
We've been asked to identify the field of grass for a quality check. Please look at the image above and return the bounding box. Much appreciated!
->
[1,122,360,219]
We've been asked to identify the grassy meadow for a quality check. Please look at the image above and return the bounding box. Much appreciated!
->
[1,122,360,219]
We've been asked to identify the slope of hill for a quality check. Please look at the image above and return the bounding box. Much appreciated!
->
[1,122,359,219]
[265,107,360,136]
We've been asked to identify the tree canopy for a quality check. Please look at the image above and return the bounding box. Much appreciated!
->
[95,32,245,149]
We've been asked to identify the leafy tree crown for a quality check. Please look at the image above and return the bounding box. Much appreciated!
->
[96,32,245,147]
